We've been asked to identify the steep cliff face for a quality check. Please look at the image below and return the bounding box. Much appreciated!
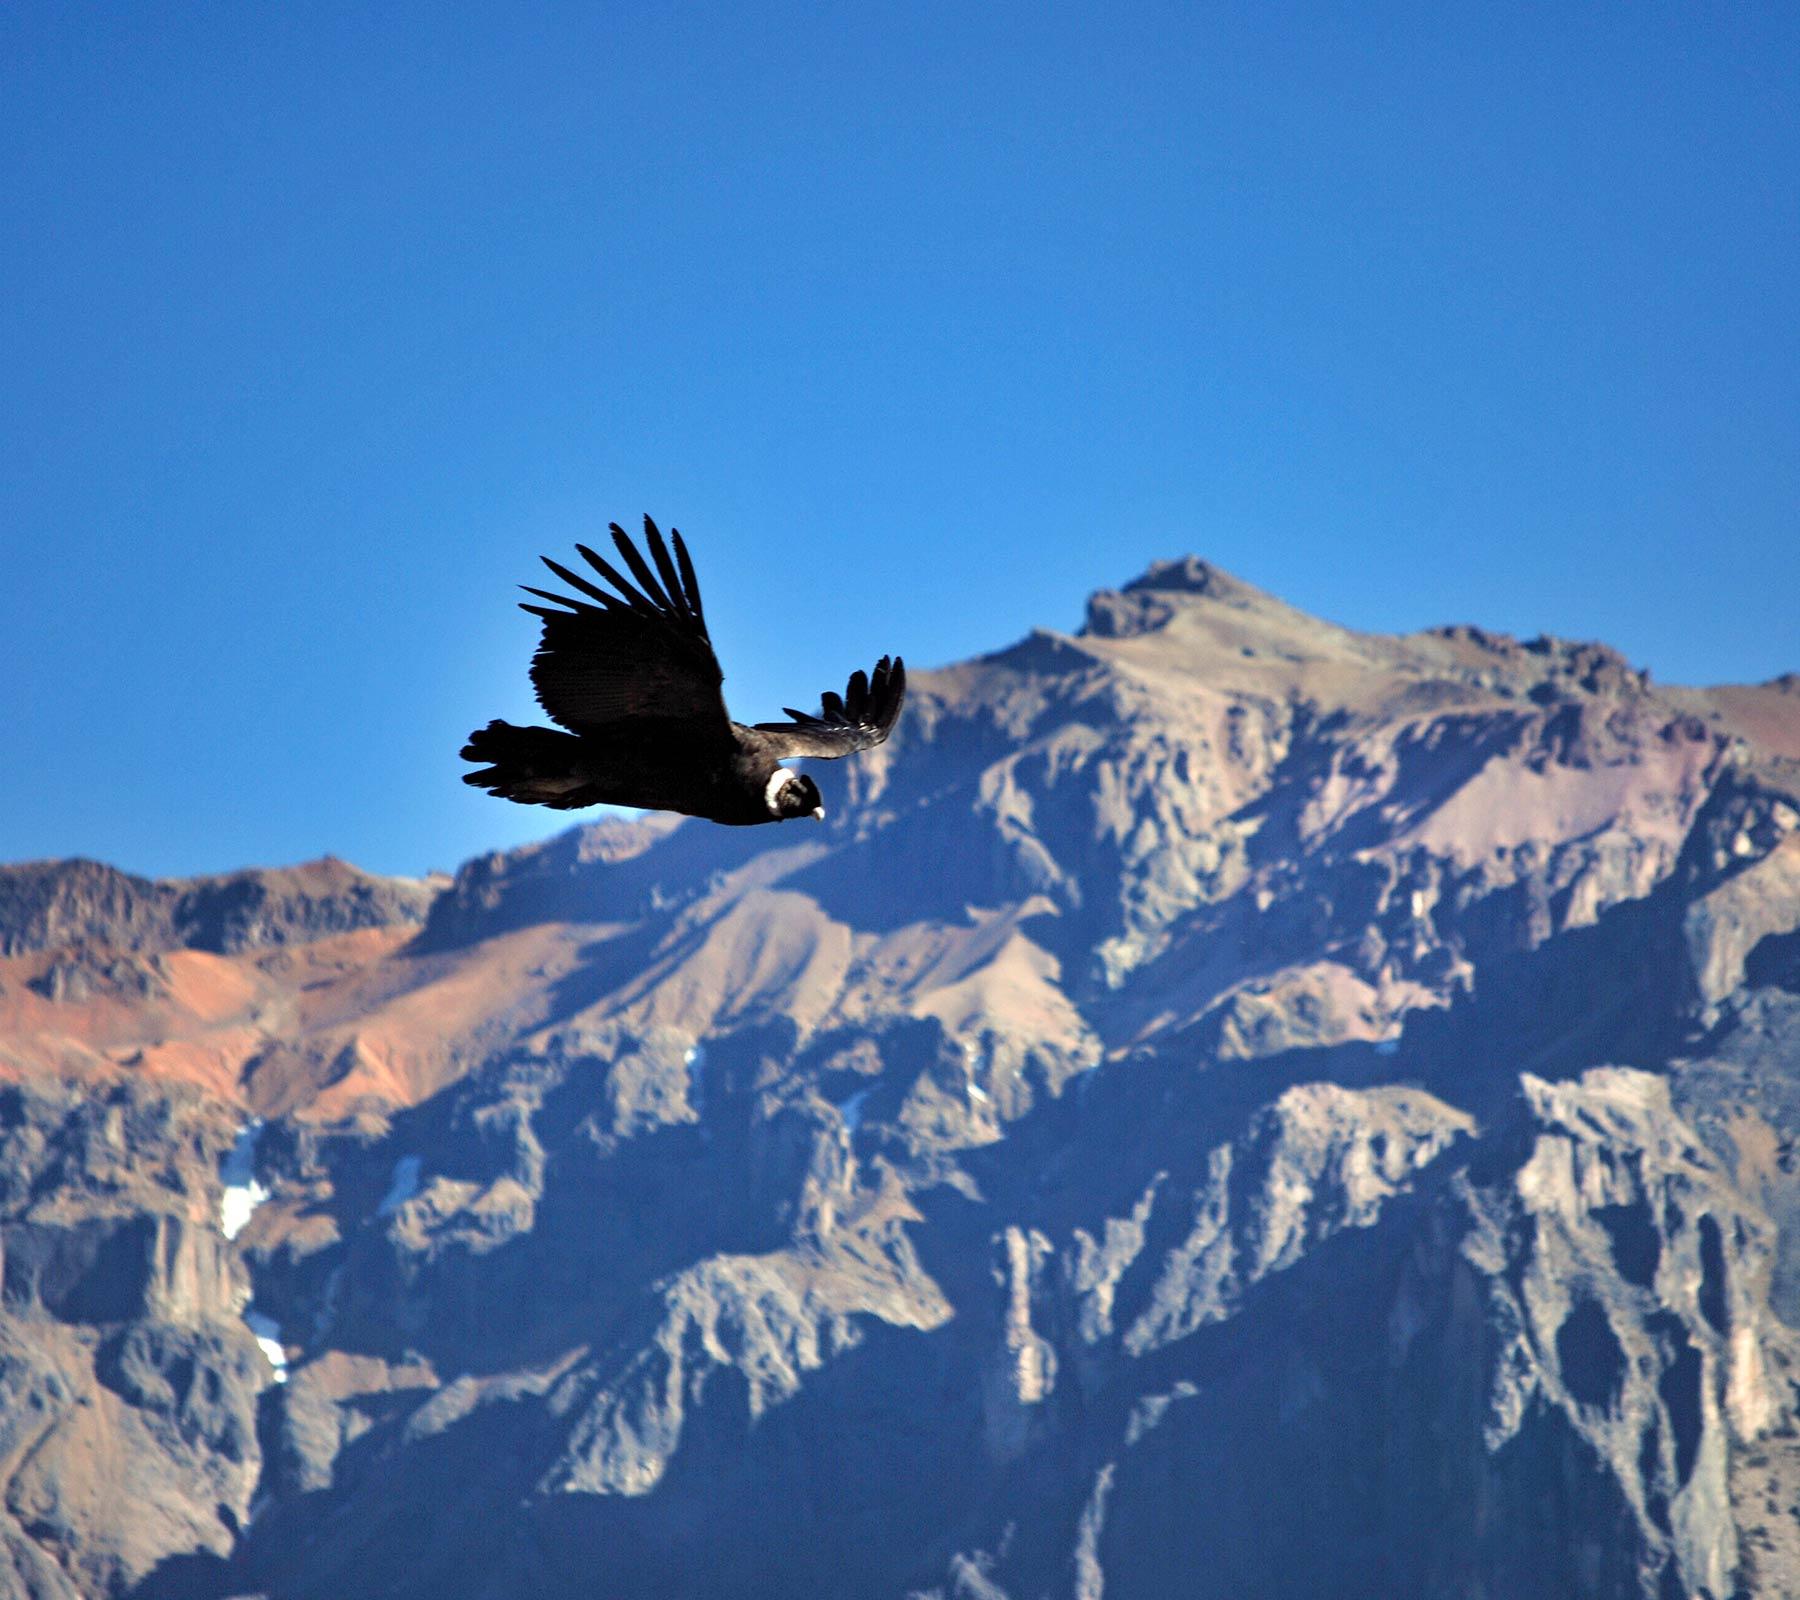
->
[2,559,1799,1599]
[0,1082,266,1600]
[1387,1067,1800,1600]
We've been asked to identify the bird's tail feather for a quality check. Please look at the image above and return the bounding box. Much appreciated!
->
[460,720,596,809]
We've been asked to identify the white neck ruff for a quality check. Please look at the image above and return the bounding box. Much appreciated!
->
[764,768,798,815]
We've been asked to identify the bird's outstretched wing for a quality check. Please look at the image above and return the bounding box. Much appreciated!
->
[521,517,731,740]
[749,656,906,760]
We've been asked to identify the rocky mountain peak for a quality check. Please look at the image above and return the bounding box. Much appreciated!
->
[1081,554,1300,642]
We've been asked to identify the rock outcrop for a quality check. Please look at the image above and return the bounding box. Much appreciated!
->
[0,1082,269,1599]
[0,856,442,963]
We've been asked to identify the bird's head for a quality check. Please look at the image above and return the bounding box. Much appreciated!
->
[766,768,825,822]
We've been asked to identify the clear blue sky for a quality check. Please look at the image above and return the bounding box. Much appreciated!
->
[3,3,1795,879]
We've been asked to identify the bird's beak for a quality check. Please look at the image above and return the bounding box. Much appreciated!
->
[811,806,825,821]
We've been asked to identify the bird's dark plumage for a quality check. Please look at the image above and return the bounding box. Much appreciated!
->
[461,517,905,825]
[747,654,907,761]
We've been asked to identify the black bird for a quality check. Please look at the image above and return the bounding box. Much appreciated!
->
[461,517,905,825]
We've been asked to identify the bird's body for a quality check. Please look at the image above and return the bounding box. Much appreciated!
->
[462,518,904,826]
[466,719,817,824]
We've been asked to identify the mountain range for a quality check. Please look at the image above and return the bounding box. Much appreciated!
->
[3,556,1799,1599]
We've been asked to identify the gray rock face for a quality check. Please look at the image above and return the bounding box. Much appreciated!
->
[0,1084,271,1599]
[1385,1068,1799,1600]
[1117,1083,1473,1357]
[3,557,1800,1598]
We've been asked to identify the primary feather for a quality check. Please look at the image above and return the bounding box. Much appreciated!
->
[749,655,907,761]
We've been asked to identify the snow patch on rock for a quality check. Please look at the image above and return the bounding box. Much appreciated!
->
[218,1119,269,1241]
[836,1088,873,1133]
[244,1309,288,1383]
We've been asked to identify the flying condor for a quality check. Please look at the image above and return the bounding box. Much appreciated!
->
[461,517,906,825]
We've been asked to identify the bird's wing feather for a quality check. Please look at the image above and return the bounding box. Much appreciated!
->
[523,518,730,739]
[748,655,906,760]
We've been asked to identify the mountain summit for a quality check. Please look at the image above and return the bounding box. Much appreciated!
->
[3,560,1799,1598]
